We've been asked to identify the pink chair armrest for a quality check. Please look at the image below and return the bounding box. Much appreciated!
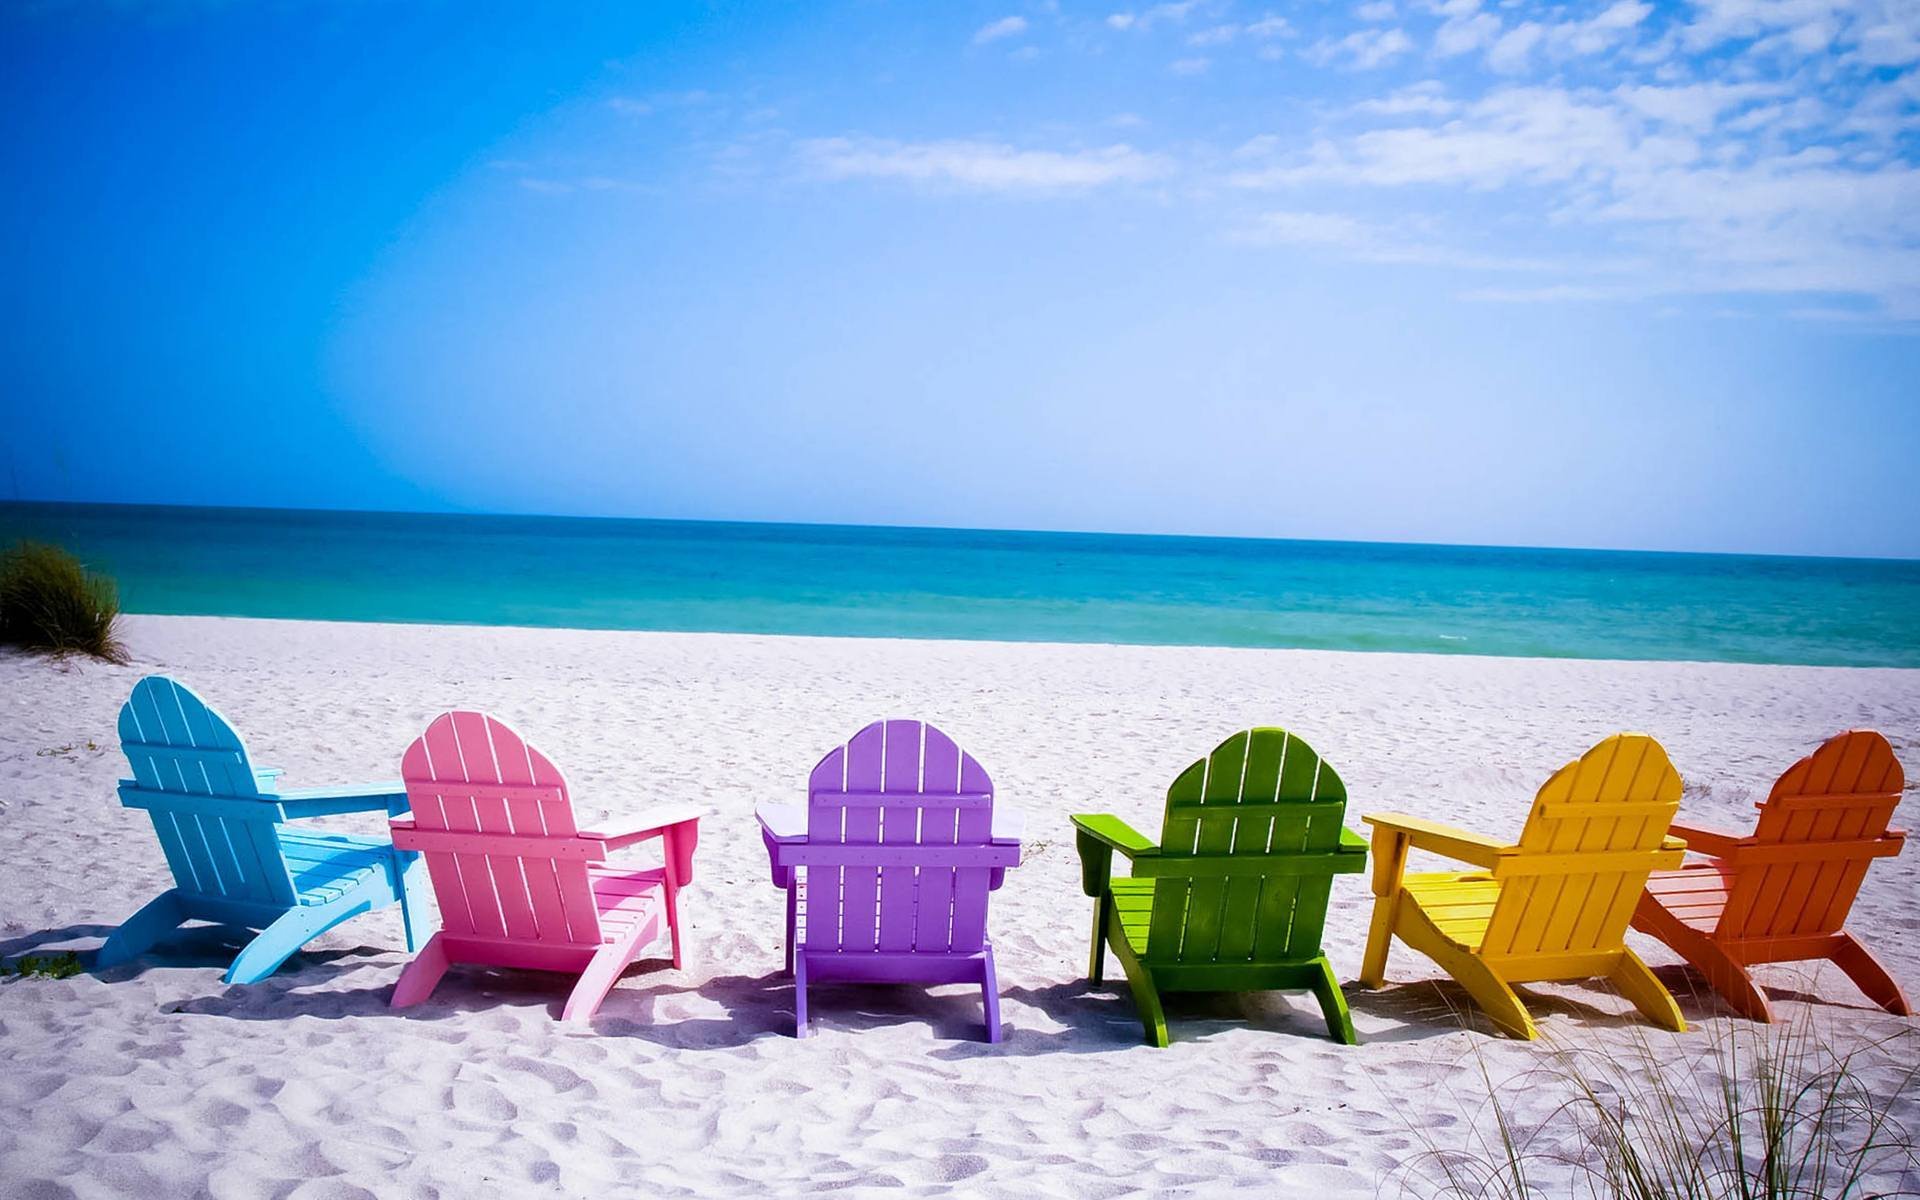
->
[583,805,704,851]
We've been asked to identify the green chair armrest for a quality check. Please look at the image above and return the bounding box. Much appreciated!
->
[1071,813,1158,897]
[1070,813,1158,857]
[1338,826,1368,855]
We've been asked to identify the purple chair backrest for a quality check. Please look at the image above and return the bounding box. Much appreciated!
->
[804,720,997,955]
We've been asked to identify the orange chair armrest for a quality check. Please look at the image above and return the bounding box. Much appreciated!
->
[1666,822,1746,859]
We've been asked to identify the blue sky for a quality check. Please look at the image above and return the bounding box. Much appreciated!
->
[3,1,1917,557]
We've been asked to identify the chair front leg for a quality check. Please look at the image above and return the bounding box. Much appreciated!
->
[1088,893,1112,984]
[1360,828,1411,987]
[784,884,798,976]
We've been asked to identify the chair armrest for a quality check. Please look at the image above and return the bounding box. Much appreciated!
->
[1338,826,1368,855]
[276,782,410,819]
[583,805,703,851]
[756,802,808,844]
[252,766,285,790]
[1071,813,1157,898]
[1666,822,1746,860]
[1070,813,1158,858]
[1363,812,1509,870]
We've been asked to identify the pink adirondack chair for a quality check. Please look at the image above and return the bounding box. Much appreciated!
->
[387,711,699,1023]
[757,720,1023,1040]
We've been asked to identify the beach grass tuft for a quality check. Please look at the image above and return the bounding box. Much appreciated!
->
[6,952,83,980]
[1397,1004,1920,1199]
[0,540,129,664]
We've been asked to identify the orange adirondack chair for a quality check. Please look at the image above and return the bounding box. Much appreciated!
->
[1633,730,1910,1022]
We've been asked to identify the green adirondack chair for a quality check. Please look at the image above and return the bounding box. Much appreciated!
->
[1072,727,1368,1046]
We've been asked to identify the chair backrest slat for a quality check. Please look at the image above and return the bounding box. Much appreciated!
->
[402,711,599,947]
[802,720,997,956]
[1144,728,1349,966]
[1720,730,1905,941]
[116,676,294,907]
[1479,734,1681,959]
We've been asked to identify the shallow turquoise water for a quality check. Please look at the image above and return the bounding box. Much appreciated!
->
[3,502,1917,667]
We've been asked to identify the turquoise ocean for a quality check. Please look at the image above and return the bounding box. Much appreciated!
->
[3,502,1917,668]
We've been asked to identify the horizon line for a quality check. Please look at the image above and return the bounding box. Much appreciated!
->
[3,495,1916,567]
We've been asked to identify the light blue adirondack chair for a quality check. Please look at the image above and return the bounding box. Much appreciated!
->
[97,676,430,983]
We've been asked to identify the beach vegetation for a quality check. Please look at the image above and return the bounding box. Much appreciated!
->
[0,540,130,663]
[1396,1009,1919,1199]
[5,952,83,980]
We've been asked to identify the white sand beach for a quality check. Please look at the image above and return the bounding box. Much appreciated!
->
[2,614,1917,1198]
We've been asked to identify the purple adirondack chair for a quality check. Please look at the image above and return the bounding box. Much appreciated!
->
[756,720,1023,1041]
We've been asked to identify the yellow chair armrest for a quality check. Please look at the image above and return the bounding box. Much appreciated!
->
[1363,811,1510,870]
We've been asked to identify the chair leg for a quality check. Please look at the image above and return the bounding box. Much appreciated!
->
[1687,937,1774,1023]
[391,932,452,1009]
[1106,915,1169,1047]
[396,854,434,954]
[784,886,797,977]
[1088,896,1110,985]
[1634,895,1773,1022]
[793,951,811,1038]
[1359,895,1396,988]
[981,950,1003,1043]
[225,886,378,985]
[1609,948,1686,1032]
[1308,955,1358,1045]
[1830,933,1914,1016]
[663,885,687,971]
[1397,906,1536,1039]
[562,937,641,1025]
[97,889,187,969]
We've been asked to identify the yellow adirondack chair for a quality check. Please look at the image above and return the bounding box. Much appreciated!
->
[1359,733,1689,1039]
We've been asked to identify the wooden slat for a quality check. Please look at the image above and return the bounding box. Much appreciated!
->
[120,742,247,765]
[392,826,606,860]
[1278,739,1344,960]
[876,723,925,953]
[1178,730,1247,964]
[817,789,993,808]
[948,736,996,955]
[913,731,960,954]
[1146,756,1204,963]
[836,722,887,954]
[1216,730,1282,962]
[483,715,550,944]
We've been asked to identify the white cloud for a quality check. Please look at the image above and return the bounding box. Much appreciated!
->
[785,0,1919,321]
[1678,0,1920,65]
[1354,82,1459,116]
[1309,26,1415,68]
[1228,70,1920,319]
[1234,209,1571,270]
[801,138,1170,192]
[1435,8,1503,57]
[1559,1,1653,54]
[1614,82,1783,131]
[1106,2,1200,32]
[1486,22,1547,72]
[973,16,1029,45]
